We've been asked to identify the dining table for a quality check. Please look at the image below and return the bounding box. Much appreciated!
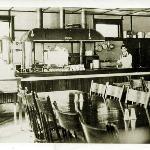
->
[29,90,150,143]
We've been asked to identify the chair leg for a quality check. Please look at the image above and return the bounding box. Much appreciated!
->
[61,128,67,141]
[67,130,72,142]
[55,127,61,142]
[74,131,78,142]
[48,130,54,143]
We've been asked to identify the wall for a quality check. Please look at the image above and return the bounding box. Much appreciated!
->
[1,9,150,40]
[1,9,150,65]
[132,16,150,32]
[43,13,60,28]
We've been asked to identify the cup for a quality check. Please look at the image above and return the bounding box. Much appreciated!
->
[130,108,136,120]
[131,119,136,130]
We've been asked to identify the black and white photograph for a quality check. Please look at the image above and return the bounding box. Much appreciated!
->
[0,0,150,149]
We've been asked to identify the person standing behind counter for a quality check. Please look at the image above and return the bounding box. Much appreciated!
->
[117,45,132,68]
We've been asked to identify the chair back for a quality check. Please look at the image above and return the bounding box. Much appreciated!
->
[130,79,143,91]
[90,80,107,98]
[97,83,107,97]
[125,88,150,127]
[105,85,124,102]
[143,80,150,92]
[125,88,150,108]
[90,80,98,96]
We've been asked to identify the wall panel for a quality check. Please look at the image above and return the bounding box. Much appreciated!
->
[43,13,59,28]
[11,11,37,30]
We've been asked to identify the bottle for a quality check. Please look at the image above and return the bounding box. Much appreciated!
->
[74,93,79,112]
[130,108,137,130]
[79,93,84,110]
[124,108,130,131]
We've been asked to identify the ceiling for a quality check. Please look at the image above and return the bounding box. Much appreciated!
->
[1,7,150,16]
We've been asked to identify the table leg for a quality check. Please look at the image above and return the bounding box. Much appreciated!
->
[14,102,17,125]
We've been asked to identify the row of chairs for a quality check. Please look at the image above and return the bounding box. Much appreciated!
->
[76,80,150,143]
[90,80,150,125]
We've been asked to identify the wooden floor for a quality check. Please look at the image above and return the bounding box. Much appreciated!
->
[0,116,34,143]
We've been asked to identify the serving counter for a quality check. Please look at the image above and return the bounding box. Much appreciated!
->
[17,68,150,93]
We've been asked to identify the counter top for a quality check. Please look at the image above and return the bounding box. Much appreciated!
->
[17,68,150,82]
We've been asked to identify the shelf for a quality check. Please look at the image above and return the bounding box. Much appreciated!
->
[33,39,105,43]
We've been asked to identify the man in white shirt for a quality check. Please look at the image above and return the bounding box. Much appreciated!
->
[117,45,132,68]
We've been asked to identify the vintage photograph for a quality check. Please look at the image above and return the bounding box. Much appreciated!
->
[0,0,150,146]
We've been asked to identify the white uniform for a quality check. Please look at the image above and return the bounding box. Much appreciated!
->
[117,54,132,68]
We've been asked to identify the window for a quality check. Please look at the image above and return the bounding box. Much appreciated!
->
[0,16,14,40]
[0,21,9,37]
[0,16,14,62]
[94,19,123,38]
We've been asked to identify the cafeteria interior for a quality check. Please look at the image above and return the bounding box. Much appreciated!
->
[0,2,150,145]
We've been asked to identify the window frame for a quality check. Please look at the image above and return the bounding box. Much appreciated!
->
[0,15,15,40]
[94,19,123,38]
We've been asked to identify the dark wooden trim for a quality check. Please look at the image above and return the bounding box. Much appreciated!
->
[120,16,123,38]
[11,10,36,13]
[0,15,11,21]
[14,29,30,32]
[71,43,73,53]
[92,14,94,29]
[94,19,123,25]
[63,9,65,29]
[8,10,11,38]
[33,42,35,65]
[130,16,133,32]
[11,16,15,41]
[38,8,43,29]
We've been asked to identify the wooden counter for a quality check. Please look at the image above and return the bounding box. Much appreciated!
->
[17,68,150,92]
[18,68,150,81]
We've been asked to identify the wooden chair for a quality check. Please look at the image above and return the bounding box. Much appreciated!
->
[130,77,149,91]
[90,80,108,102]
[97,83,107,99]
[125,88,150,127]
[53,101,85,142]
[36,95,62,142]
[25,91,48,142]
[90,80,98,96]
[105,84,124,115]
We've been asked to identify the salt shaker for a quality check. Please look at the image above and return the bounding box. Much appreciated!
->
[79,93,84,110]
[130,108,137,130]
[124,108,130,131]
